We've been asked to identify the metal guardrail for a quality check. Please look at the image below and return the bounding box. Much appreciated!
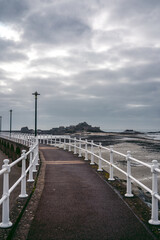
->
[38,134,160,226]
[0,133,39,228]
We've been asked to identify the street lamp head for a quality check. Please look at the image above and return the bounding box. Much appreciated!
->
[32,91,40,137]
[32,91,40,97]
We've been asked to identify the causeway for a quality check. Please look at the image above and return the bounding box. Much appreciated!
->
[27,145,154,240]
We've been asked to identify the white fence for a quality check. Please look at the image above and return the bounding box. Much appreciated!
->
[39,134,160,226]
[0,133,159,227]
[0,133,39,228]
[0,132,35,147]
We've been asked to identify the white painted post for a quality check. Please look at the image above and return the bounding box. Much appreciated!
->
[55,136,57,147]
[78,138,82,157]
[64,137,66,150]
[32,147,37,173]
[97,142,103,171]
[50,134,53,145]
[35,137,39,166]
[27,147,34,182]
[90,140,95,165]
[125,151,133,197]
[84,139,88,160]
[69,137,71,152]
[19,150,28,198]
[0,159,12,228]
[43,136,45,145]
[74,137,76,154]
[108,146,115,181]
[47,135,49,145]
[59,136,62,148]
[149,160,160,225]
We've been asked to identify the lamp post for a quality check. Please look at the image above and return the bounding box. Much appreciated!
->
[10,110,12,137]
[0,116,2,132]
[32,91,40,137]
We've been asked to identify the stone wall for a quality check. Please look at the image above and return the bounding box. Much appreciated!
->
[0,137,29,162]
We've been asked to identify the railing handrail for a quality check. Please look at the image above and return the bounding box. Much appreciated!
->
[63,136,152,170]
[0,133,39,228]
[38,134,160,225]
[2,133,158,226]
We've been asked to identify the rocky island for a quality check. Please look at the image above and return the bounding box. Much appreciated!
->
[21,122,103,135]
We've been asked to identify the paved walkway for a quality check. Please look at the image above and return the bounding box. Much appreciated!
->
[27,145,154,240]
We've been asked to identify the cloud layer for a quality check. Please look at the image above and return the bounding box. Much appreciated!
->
[0,0,160,131]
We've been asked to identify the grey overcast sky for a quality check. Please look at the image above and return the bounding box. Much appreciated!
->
[0,0,160,131]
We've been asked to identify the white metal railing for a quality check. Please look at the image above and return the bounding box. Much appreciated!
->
[0,133,39,228]
[39,134,160,226]
[0,132,35,147]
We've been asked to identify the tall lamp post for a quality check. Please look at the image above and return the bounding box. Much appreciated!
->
[0,116,2,133]
[10,110,12,137]
[32,91,40,137]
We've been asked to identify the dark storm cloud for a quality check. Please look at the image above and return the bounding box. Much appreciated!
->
[23,11,91,46]
[0,0,29,23]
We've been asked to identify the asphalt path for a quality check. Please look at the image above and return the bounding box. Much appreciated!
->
[27,146,154,240]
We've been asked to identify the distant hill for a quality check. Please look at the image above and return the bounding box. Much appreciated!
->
[21,122,103,134]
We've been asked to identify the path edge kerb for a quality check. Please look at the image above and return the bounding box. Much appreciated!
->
[6,150,46,240]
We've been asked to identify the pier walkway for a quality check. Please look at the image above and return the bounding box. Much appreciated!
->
[27,145,154,240]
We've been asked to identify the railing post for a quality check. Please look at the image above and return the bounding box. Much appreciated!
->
[69,136,71,152]
[0,159,12,228]
[149,160,160,225]
[59,136,61,147]
[84,139,88,160]
[90,140,95,165]
[19,150,28,198]
[78,138,82,157]
[108,146,115,181]
[43,136,45,145]
[97,142,103,171]
[74,137,76,154]
[125,151,133,197]
[50,134,53,145]
[35,136,39,166]
[55,136,57,147]
[64,137,66,150]
[27,147,34,182]
[32,147,37,173]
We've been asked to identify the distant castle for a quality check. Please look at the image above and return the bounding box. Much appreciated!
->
[21,122,103,134]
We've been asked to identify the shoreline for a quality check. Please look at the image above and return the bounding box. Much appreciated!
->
[72,132,160,208]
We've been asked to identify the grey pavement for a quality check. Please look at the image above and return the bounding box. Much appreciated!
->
[27,145,155,240]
